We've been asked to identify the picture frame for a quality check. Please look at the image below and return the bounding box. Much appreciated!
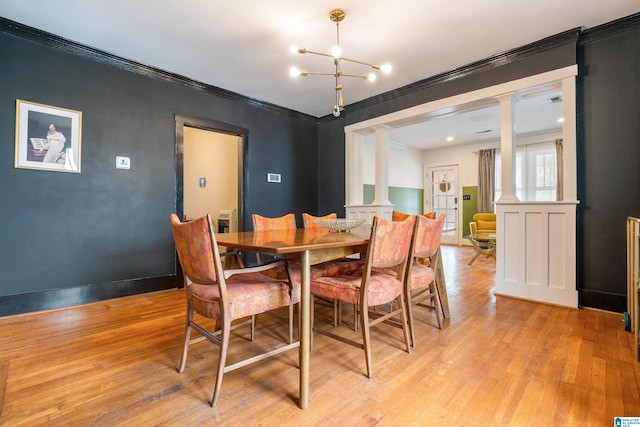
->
[14,99,82,173]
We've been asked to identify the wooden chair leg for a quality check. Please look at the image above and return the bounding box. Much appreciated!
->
[310,296,315,352]
[398,295,412,354]
[353,303,359,331]
[210,317,231,407]
[360,302,373,379]
[288,304,294,344]
[405,287,417,348]
[178,306,193,373]
[250,314,256,341]
[431,282,442,329]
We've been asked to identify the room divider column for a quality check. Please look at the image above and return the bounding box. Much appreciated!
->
[495,91,518,202]
[345,126,394,223]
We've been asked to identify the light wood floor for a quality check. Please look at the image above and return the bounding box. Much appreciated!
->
[0,246,638,426]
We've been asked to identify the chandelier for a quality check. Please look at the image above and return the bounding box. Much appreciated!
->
[289,9,392,117]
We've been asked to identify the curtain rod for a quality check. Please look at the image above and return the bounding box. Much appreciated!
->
[473,138,562,154]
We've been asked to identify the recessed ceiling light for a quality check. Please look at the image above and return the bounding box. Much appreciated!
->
[558,117,565,123]
[446,136,454,142]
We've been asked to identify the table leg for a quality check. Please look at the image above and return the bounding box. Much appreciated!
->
[299,250,310,409]
[434,247,450,319]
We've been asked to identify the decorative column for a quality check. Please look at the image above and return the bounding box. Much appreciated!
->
[372,125,392,206]
[345,132,364,206]
[344,126,394,223]
[496,92,519,202]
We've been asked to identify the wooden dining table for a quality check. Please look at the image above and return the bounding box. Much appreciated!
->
[215,227,370,409]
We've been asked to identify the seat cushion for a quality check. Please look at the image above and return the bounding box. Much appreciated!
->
[373,263,435,290]
[188,273,292,320]
[408,263,435,290]
[310,269,403,306]
[288,259,364,303]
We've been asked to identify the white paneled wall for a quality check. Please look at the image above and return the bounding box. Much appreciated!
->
[496,201,578,307]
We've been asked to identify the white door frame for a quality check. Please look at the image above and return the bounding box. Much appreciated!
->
[425,164,459,245]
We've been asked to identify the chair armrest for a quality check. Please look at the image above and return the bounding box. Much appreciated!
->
[223,260,288,279]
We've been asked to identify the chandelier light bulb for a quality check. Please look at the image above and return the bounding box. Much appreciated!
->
[289,9,391,116]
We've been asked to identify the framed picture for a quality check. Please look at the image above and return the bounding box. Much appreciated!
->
[14,99,82,173]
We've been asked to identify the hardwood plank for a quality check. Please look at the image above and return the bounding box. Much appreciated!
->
[0,246,638,426]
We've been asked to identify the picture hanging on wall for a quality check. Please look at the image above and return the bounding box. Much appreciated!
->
[14,99,82,173]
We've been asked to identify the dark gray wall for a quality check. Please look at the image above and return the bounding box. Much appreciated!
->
[0,26,318,314]
[1,13,638,314]
[576,18,640,311]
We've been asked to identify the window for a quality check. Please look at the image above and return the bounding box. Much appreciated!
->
[495,142,557,201]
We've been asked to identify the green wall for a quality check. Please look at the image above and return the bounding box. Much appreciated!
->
[462,186,478,236]
[364,185,423,214]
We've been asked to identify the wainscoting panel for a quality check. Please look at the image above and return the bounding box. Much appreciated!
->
[496,201,579,308]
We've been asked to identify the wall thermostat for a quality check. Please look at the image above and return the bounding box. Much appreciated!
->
[267,173,281,183]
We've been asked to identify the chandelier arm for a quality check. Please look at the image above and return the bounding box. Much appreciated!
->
[341,73,370,79]
[299,71,338,77]
[340,56,381,69]
[298,49,335,59]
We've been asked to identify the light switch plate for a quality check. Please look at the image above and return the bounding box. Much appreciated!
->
[116,156,130,169]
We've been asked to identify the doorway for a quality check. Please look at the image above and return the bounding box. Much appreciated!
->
[425,164,459,245]
[174,115,247,230]
[183,127,240,224]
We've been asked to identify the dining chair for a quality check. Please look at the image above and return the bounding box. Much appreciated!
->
[302,212,336,229]
[403,213,445,347]
[298,212,363,328]
[170,213,297,407]
[309,215,415,378]
[252,213,297,264]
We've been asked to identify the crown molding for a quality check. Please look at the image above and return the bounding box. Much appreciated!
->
[0,17,319,123]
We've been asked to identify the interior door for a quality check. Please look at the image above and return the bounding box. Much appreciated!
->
[425,165,459,245]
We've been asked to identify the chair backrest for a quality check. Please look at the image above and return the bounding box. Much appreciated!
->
[252,213,296,231]
[411,213,445,260]
[392,210,435,222]
[170,213,223,286]
[471,213,496,232]
[302,212,337,229]
[367,215,415,270]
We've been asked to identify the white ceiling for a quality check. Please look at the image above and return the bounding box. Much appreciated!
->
[1,1,638,150]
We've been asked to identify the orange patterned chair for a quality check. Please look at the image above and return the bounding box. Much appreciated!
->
[302,212,337,229]
[404,214,445,346]
[380,213,445,345]
[298,212,363,327]
[310,215,415,378]
[392,210,436,265]
[170,213,297,407]
[252,213,296,265]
